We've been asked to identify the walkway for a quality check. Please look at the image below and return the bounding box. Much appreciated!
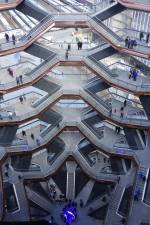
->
[0,61,36,84]
[118,0,150,12]
[0,75,149,128]
[3,166,30,221]
[127,167,150,225]
[2,107,138,163]
[0,0,23,11]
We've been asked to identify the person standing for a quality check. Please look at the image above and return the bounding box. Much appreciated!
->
[31,133,34,140]
[36,138,40,146]
[109,108,112,117]
[118,127,121,134]
[22,130,26,136]
[133,69,138,81]
[133,39,137,47]
[130,39,134,49]
[5,33,9,42]
[7,68,13,77]
[129,67,133,79]
[65,50,69,60]
[16,76,20,85]
[77,41,80,50]
[125,36,129,47]
[23,92,26,101]
[120,106,124,118]
[67,43,71,51]
[116,126,120,134]
[127,38,131,48]
[19,75,23,84]
[12,34,16,45]
[120,106,124,111]
[79,199,84,207]
[19,96,23,104]
[120,112,124,118]
[146,33,150,43]
[123,99,127,107]
[117,176,120,183]
[139,31,144,41]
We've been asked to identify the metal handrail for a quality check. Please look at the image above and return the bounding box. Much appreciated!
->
[0,14,54,50]
[113,143,144,151]
[0,54,58,90]
[116,29,150,48]
[85,87,111,111]
[90,15,123,42]
[47,0,114,14]
[40,117,63,137]
[82,120,105,140]
[88,56,118,78]
[80,89,150,126]
[0,140,28,147]
[0,60,36,71]
[47,149,64,165]
[32,85,61,108]
[77,148,95,167]
[85,57,150,90]
[13,165,41,172]
[19,14,54,41]
[107,62,149,78]
[101,91,143,108]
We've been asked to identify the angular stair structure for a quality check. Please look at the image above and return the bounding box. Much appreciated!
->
[0,1,149,225]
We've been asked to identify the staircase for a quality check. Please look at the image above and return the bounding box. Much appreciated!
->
[66,161,77,200]
[134,166,148,200]
[105,185,124,225]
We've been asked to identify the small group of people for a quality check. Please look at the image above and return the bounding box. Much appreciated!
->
[7,68,23,83]
[139,31,150,43]
[120,99,127,118]
[5,33,16,45]
[16,75,23,85]
[110,99,127,119]
[7,67,23,83]
[65,40,83,59]
[125,31,150,49]
[103,157,109,163]
[129,67,139,81]
[22,130,41,146]
[125,36,137,49]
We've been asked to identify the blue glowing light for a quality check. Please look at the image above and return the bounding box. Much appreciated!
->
[63,206,77,224]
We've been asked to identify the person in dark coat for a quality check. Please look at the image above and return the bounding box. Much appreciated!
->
[12,34,16,45]
[5,33,9,42]
[139,31,144,41]
[146,33,150,43]
[125,36,129,47]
